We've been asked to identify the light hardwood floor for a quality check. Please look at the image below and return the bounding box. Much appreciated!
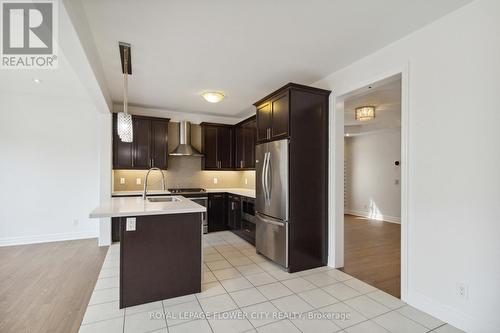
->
[342,214,401,298]
[0,239,107,333]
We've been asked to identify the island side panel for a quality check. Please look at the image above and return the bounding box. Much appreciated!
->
[119,213,202,308]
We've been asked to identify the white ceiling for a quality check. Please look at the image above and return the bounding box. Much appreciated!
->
[344,76,401,136]
[81,0,471,118]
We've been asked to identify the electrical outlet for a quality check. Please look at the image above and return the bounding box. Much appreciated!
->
[126,218,136,231]
[245,178,248,185]
[213,177,218,184]
[73,219,79,226]
[120,177,126,184]
[136,178,142,185]
[457,283,468,299]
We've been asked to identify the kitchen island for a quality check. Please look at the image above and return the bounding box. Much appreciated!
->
[90,196,206,308]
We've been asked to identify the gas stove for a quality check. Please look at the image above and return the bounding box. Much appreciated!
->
[167,188,206,195]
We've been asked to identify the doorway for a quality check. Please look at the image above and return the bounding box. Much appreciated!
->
[329,72,408,299]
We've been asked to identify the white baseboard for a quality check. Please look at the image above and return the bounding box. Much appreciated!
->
[407,290,496,333]
[345,209,401,224]
[0,231,98,247]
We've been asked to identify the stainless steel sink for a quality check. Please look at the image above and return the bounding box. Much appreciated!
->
[147,196,180,203]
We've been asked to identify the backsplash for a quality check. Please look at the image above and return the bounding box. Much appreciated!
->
[113,158,255,191]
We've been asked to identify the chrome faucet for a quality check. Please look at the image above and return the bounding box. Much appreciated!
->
[143,168,166,199]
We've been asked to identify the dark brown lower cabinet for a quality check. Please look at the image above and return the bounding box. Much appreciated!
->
[208,193,227,232]
[119,213,201,308]
[227,194,241,230]
[111,217,122,242]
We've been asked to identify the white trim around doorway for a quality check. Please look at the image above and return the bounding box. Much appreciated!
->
[327,63,410,301]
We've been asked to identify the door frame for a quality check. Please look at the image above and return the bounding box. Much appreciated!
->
[327,64,410,301]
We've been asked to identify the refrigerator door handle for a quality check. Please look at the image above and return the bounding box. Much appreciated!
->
[261,152,269,204]
[266,152,272,201]
[256,212,285,227]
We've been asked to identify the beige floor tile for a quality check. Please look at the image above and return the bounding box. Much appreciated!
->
[82,301,124,324]
[236,263,265,276]
[208,310,254,333]
[303,272,339,287]
[230,288,267,307]
[373,311,428,333]
[241,301,281,327]
[79,317,124,333]
[164,300,203,326]
[323,282,361,301]
[206,259,232,271]
[343,278,377,294]
[344,320,390,333]
[88,288,120,306]
[197,281,228,299]
[168,319,212,333]
[271,294,314,314]
[198,293,238,314]
[212,267,243,280]
[344,295,391,318]
[124,310,166,333]
[397,305,445,329]
[318,302,367,329]
[257,282,293,300]
[290,311,342,333]
[245,272,278,286]
[366,290,405,310]
[220,276,254,292]
[298,288,339,308]
[256,319,301,333]
[281,277,316,293]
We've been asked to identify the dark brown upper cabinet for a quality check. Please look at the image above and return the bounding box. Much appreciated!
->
[235,116,256,170]
[255,90,289,143]
[201,123,234,170]
[112,114,169,170]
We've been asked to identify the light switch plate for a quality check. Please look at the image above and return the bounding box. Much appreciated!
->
[136,178,142,185]
[126,218,136,231]
[213,177,218,184]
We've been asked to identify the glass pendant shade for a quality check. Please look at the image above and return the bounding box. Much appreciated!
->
[117,112,133,142]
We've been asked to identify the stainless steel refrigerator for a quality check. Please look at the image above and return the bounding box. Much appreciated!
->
[255,139,289,268]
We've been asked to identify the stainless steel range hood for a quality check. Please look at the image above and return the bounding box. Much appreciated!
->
[169,121,203,157]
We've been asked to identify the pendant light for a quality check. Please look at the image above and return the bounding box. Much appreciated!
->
[117,42,133,142]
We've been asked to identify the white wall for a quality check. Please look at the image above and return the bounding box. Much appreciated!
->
[316,0,500,331]
[345,130,401,222]
[0,93,101,245]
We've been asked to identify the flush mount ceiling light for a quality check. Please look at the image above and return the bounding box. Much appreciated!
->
[355,106,375,121]
[117,42,133,143]
[201,91,225,103]
[33,78,41,84]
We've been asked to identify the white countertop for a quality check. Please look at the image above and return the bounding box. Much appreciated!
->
[89,196,206,218]
[206,188,256,198]
[112,188,256,198]
[112,190,171,196]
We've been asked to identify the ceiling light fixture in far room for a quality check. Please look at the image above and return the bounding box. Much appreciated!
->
[33,78,41,83]
[201,91,225,103]
[117,42,133,143]
[355,106,375,121]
